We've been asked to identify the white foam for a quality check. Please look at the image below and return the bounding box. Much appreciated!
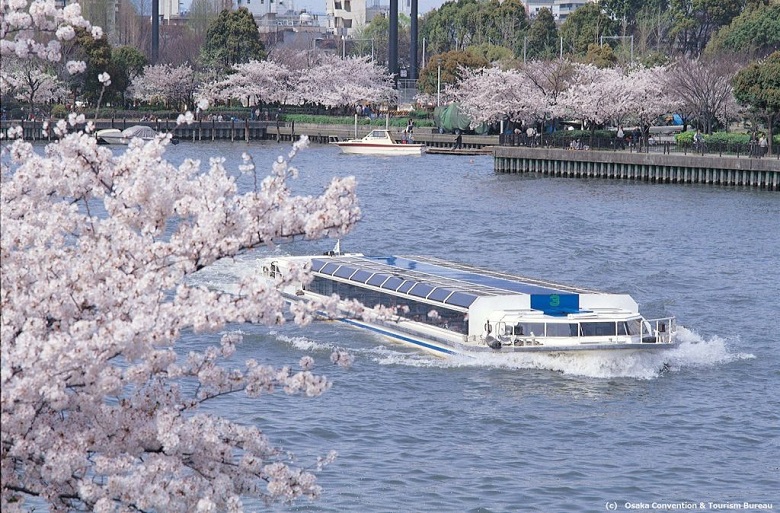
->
[369,326,754,379]
[272,331,334,353]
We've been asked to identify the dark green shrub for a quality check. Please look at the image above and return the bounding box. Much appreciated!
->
[51,104,68,118]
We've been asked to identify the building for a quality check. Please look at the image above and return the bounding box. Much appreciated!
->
[526,0,592,22]
[325,0,414,38]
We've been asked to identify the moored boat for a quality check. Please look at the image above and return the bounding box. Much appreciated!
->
[259,246,678,357]
[96,125,178,145]
[332,129,426,156]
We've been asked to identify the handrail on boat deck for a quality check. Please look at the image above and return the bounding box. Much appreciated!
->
[645,317,676,344]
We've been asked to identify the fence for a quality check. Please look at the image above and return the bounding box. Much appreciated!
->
[498,133,778,160]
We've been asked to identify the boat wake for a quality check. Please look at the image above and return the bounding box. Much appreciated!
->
[369,326,755,379]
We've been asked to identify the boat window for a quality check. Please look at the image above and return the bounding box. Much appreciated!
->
[444,291,478,308]
[320,262,340,275]
[380,276,404,290]
[333,265,357,278]
[516,322,546,337]
[310,259,327,272]
[308,276,469,334]
[427,287,453,302]
[397,281,415,294]
[351,269,373,283]
[409,283,435,298]
[617,319,642,336]
[580,322,617,337]
[546,323,578,337]
[366,273,390,286]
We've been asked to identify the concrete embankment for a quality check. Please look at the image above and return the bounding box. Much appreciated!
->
[493,146,779,190]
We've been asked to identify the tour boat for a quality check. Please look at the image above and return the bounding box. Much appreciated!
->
[332,129,426,156]
[259,245,678,357]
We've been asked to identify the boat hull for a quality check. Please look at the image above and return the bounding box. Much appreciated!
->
[96,129,126,145]
[334,316,678,357]
[334,142,425,156]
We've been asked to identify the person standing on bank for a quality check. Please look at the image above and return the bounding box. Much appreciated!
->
[758,134,767,157]
[616,125,625,149]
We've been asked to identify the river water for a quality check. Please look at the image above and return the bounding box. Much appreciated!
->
[142,140,780,511]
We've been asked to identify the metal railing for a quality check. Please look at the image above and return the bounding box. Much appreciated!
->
[499,133,779,159]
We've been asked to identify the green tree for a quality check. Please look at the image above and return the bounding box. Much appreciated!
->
[59,27,114,104]
[466,43,515,64]
[732,51,780,154]
[583,43,618,67]
[200,8,266,72]
[526,8,559,61]
[706,1,780,58]
[417,50,489,96]
[667,0,744,56]
[420,0,526,56]
[111,46,148,106]
[496,0,529,55]
[601,0,663,35]
[559,3,617,57]
[420,1,462,55]
[353,13,411,69]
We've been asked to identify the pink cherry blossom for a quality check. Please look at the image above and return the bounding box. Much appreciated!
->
[1,3,364,511]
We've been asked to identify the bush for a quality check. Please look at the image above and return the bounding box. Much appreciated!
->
[51,104,68,119]
[676,130,779,145]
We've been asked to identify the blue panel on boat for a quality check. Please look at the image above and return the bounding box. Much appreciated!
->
[381,276,404,290]
[333,265,357,278]
[320,262,340,275]
[427,287,453,302]
[445,291,478,308]
[368,256,572,295]
[367,273,390,286]
[351,269,373,283]
[398,281,415,294]
[409,283,435,298]
[530,294,579,315]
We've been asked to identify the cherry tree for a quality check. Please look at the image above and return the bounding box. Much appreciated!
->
[555,64,630,134]
[293,55,397,110]
[131,63,198,110]
[624,65,681,143]
[665,56,741,133]
[2,1,369,511]
[450,66,543,127]
[0,58,68,117]
[517,59,578,131]
[198,59,293,108]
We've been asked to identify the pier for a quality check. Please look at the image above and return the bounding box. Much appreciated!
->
[493,146,779,190]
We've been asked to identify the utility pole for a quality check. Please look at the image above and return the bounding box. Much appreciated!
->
[388,0,398,84]
[152,0,159,63]
[410,0,418,79]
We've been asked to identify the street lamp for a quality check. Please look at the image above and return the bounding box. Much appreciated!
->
[437,58,442,107]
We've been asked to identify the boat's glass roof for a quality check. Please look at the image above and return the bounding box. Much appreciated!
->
[310,255,598,310]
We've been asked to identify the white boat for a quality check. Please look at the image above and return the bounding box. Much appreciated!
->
[96,125,158,145]
[260,246,678,357]
[332,129,426,156]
